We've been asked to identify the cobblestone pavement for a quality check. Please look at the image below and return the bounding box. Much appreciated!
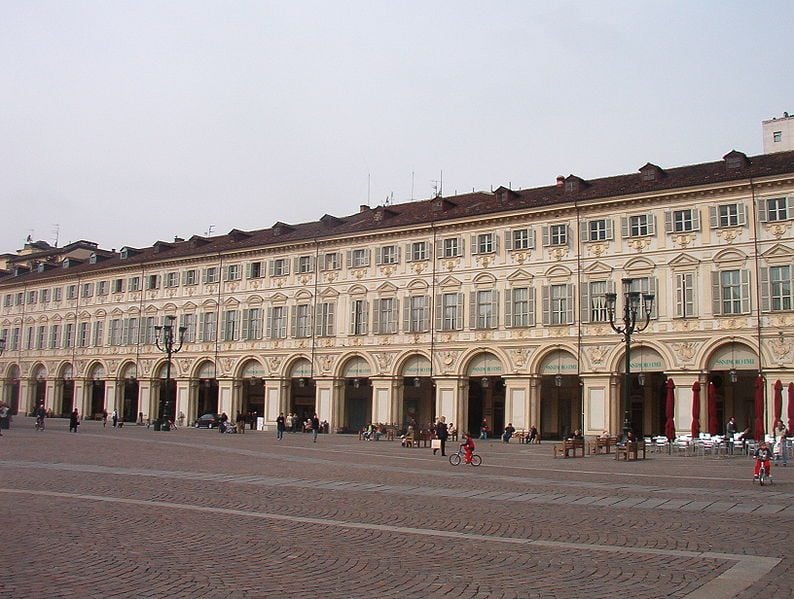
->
[0,418,791,599]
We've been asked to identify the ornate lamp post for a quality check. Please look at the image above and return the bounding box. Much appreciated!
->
[154,315,187,431]
[605,278,655,438]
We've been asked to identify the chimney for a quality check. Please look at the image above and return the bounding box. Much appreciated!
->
[556,176,565,187]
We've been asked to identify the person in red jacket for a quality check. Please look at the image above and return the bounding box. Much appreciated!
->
[460,433,476,464]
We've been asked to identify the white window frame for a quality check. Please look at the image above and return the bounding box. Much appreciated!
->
[505,287,535,328]
[712,269,750,316]
[266,306,287,339]
[470,290,498,329]
[542,284,574,326]
[674,272,697,318]
[373,297,398,334]
[316,302,335,337]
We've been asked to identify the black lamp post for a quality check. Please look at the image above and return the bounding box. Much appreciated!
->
[605,278,655,438]
[154,315,187,431]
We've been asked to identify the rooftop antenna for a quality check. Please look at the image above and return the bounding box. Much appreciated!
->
[411,170,415,200]
[384,192,393,206]
[205,224,215,237]
[367,173,371,207]
[51,224,60,247]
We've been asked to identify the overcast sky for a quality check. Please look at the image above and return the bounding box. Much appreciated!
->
[1,1,792,252]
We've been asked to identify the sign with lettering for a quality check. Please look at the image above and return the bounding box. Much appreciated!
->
[540,350,578,374]
[708,343,758,370]
[467,353,504,376]
[402,355,431,377]
[619,346,666,373]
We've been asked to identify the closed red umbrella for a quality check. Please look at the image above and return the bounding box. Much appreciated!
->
[753,375,765,441]
[664,378,676,440]
[773,379,783,424]
[788,382,794,435]
[707,381,719,435]
[691,381,701,437]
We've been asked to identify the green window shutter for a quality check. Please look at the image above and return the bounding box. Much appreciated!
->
[711,272,722,316]
[760,267,770,312]
[740,270,751,314]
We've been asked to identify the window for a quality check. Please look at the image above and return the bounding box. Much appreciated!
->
[581,281,610,323]
[471,290,498,329]
[66,285,77,300]
[761,265,793,312]
[437,292,464,331]
[92,321,103,347]
[108,319,123,346]
[15,292,24,306]
[241,308,261,340]
[291,304,312,338]
[675,273,696,318]
[222,310,238,341]
[404,295,429,333]
[10,327,20,351]
[124,317,139,345]
[773,131,782,143]
[626,277,658,319]
[542,284,574,325]
[111,279,125,294]
[665,209,700,233]
[143,317,156,345]
[64,323,74,349]
[505,228,535,251]
[78,322,89,347]
[180,313,196,342]
[373,298,398,334]
[543,224,568,246]
[471,233,496,255]
[321,252,341,271]
[376,245,399,265]
[762,197,790,222]
[2,294,11,307]
[621,214,656,237]
[407,242,428,262]
[710,203,746,228]
[28,290,38,304]
[36,325,46,350]
[505,287,534,328]
[96,281,108,296]
[316,302,335,337]
[347,249,370,268]
[183,269,198,286]
[440,237,462,258]
[247,261,264,279]
[349,299,369,335]
[24,327,34,350]
[81,282,94,298]
[128,277,140,292]
[269,259,289,277]
[712,269,750,316]
[41,289,50,303]
[224,264,241,281]
[200,312,217,342]
[203,267,219,284]
[165,272,179,288]
[53,288,62,301]
[583,219,612,242]
[266,306,287,339]
[295,255,314,273]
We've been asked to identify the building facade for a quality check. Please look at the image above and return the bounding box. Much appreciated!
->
[763,112,794,154]
[2,149,794,439]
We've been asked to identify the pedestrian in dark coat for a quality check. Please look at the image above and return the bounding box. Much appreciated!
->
[69,409,80,433]
[434,416,449,456]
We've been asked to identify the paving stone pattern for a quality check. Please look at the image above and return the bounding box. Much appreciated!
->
[0,418,791,598]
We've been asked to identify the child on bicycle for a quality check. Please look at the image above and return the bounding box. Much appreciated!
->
[753,441,773,480]
[460,433,476,464]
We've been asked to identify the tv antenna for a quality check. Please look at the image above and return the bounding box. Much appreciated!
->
[51,224,60,247]
[205,224,215,237]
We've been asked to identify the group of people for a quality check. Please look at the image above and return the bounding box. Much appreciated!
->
[276,412,322,441]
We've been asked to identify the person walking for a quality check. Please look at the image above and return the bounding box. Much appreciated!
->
[310,413,320,443]
[434,416,449,456]
[276,412,286,440]
[774,419,788,466]
[102,409,108,428]
[0,402,9,434]
[69,408,80,433]
[726,416,738,454]
[479,419,489,440]
[111,410,118,428]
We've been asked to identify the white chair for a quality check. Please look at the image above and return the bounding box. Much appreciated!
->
[654,436,670,454]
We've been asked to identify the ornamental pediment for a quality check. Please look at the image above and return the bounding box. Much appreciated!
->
[667,253,700,268]
[761,243,794,262]
[472,273,496,286]
[406,278,429,291]
[624,256,655,273]
[438,275,462,289]
[269,292,289,303]
[712,248,748,265]
[506,269,533,283]
[376,281,398,294]
[320,287,340,299]
[544,265,572,279]
[348,284,368,296]
[583,261,613,276]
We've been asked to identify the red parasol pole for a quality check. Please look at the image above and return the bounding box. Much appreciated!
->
[691,381,701,438]
[753,375,765,441]
[665,378,676,440]
[787,382,794,435]
[773,380,783,426]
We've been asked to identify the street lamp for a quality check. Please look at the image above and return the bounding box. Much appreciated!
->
[154,315,187,431]
[605,278,655,438]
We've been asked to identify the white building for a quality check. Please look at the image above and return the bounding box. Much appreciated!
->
[763,112,794,153]
[1,148,793,441]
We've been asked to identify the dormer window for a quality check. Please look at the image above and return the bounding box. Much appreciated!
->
[723,150,749,170]
[639,163,664,182]
[89,252,97,264]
